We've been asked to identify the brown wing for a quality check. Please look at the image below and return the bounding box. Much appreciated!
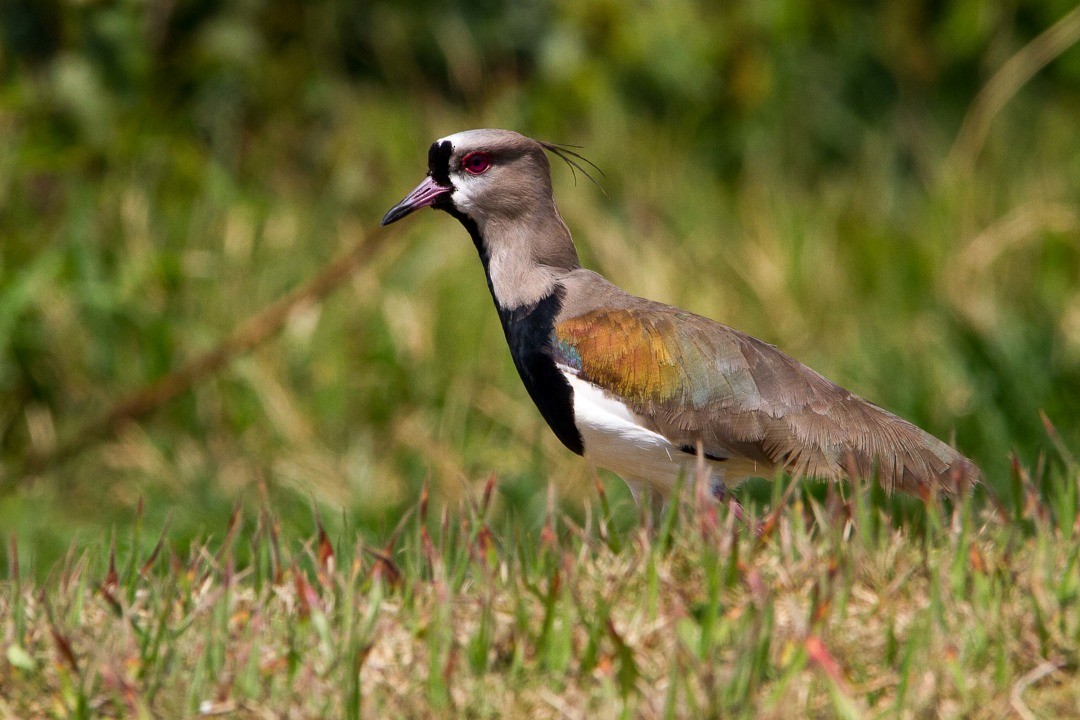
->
[553,306,979,495]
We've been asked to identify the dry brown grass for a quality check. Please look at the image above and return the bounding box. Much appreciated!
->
[3,475,1078,718]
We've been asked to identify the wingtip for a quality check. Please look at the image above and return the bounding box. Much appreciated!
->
[948,455,983,494]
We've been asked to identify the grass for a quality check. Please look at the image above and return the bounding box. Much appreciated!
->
[3,34,1080,566]
[2,4,1080,716]
[3,85,1079,571]
[2,463,1079,718]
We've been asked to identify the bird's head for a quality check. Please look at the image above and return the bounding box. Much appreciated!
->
[381,129,556,230]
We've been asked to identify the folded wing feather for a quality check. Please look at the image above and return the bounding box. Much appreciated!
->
[553,305,979,495]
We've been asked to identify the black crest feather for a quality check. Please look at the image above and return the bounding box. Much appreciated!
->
[539,141,607,197]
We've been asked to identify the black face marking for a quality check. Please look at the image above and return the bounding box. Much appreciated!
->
[679,445,728,462]
[444,207,584,456]
[428,140,453,187]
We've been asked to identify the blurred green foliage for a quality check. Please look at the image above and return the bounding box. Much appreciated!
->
[1,0,1079,571]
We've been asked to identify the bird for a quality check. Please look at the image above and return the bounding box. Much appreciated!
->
[381,128,979,504]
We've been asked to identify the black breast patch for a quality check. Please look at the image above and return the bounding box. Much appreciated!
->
[498,289,584,456]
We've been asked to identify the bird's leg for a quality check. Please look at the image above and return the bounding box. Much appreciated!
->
[644,485,667,527]
[709,474,745,523]
[625,480,667,529]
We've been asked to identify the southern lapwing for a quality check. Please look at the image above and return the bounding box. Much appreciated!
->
[381,129,979,502]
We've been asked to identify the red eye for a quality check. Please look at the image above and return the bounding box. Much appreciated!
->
[461,151,491,175]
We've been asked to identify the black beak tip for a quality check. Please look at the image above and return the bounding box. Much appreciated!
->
[380,206,406,226]
[381,175,450,227]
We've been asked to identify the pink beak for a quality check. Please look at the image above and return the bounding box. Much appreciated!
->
[381,175,453,225]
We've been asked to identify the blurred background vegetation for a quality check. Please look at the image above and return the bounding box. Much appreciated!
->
[1,0,1079,572]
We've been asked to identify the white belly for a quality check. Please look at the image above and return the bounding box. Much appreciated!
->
[560,367,728,495]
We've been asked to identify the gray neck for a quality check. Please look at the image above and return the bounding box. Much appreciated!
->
[478,201,580,311]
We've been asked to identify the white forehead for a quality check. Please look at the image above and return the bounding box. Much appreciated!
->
[435,128,526,154]
[436,131,471,148]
